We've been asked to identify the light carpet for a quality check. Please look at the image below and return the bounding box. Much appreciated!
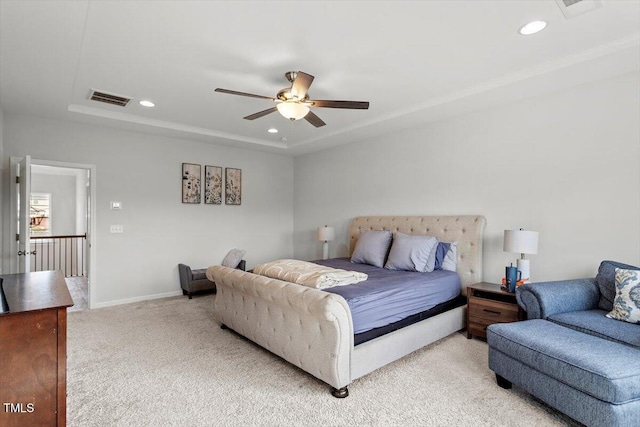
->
[67,295,580,426]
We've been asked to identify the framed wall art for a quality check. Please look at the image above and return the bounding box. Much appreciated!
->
[182,163,201,204]
[225,167,242,205]
[204,165,223,205]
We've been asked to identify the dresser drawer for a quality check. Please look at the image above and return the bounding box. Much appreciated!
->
[468,295,519,323]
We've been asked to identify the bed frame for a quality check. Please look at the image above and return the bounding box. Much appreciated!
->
[208,215,486,397]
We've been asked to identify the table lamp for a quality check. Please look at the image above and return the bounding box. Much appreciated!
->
[317,225,335,260]
[503,228,539,283]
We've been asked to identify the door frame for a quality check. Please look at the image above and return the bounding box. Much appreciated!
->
[17,155,32,273]
[9,157,97,309]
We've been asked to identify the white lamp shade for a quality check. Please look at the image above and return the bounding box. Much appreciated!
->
[277,102,310,120]
[503,229,539,255]
[317,226,335,242]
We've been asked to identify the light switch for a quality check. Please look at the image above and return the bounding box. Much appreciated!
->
[110,225,124,233]
[110,201,122,210]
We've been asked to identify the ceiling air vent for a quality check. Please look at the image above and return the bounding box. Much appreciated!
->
[555,0,603,19]
[89,90,131,107]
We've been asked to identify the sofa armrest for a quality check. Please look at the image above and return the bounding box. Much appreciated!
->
[516,278,600,319]
[178,263,193,288]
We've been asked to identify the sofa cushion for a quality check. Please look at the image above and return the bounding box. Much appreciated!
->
[548,309,640,349]
[596,260,640,311]
[487,320,640,405]
[606,268,640,325]
[191,269,208,281]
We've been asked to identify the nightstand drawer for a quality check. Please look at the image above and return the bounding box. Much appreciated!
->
[468,296,519,323]
[466,282,521,340]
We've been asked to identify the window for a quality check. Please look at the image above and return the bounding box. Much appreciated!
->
[30,193,51,235]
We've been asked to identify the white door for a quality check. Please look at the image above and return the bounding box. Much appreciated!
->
[17,155,32,273]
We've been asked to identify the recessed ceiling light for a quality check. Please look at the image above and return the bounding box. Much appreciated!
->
[519,20,547,35]
[139,100,155,107]
[267,128,278,134]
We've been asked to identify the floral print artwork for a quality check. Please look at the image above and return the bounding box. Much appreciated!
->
[205,166,222,205]
[182,163,201,204]
[225,168,241,205]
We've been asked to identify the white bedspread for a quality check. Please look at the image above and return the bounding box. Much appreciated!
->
[252,259,368,289]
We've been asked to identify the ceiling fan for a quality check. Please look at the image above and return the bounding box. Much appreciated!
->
[215,71,369,128]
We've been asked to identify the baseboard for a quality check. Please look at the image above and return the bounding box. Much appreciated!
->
[91,290,183,309]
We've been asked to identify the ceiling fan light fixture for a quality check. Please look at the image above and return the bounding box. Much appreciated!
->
[277,101,310,120]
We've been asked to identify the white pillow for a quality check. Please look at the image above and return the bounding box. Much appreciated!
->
[384,233,439,272]
[222,248,246,268]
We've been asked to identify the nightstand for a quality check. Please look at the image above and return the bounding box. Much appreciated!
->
[466,282,522,339]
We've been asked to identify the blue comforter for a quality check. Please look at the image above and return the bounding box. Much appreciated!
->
[315,258,460,334]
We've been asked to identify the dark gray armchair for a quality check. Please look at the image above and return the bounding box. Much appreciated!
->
[178,260,246,299]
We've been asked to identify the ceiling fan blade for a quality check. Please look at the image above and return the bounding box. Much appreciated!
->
[311,100,369,109]
[243,107,278,120]
[304,111,326,128]
[215,88,275,100]
[291,72,314,99]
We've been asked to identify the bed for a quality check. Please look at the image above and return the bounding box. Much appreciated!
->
[207,215,486,397]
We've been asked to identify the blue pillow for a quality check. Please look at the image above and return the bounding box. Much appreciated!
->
[434,242,451,270]
[351,230,393,268]
[384,232,439,272]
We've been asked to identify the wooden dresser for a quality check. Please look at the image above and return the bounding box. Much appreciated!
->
[0,271,74,427]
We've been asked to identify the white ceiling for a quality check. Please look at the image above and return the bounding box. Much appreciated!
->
[1,0,639,156]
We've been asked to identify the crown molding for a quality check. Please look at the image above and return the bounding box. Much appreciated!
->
[68,104,288,149]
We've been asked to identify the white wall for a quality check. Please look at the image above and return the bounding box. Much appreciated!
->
[294,72,640,283]
[3,114,294,307]
[3,72,638,304]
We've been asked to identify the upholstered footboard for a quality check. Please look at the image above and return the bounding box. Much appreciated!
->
[207,266,354,392]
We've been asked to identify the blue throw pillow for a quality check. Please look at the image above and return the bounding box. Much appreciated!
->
[596,260,640,311]
[434,242,451,270]
[350,230,393,268]
[434,241,458,272]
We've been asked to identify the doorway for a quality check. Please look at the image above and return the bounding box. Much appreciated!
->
[10,157,96,311]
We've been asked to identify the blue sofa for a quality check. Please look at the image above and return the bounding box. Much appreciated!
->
[487,260,640,427]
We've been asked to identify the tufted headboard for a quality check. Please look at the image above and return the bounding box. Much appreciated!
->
[349,216,486,290]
